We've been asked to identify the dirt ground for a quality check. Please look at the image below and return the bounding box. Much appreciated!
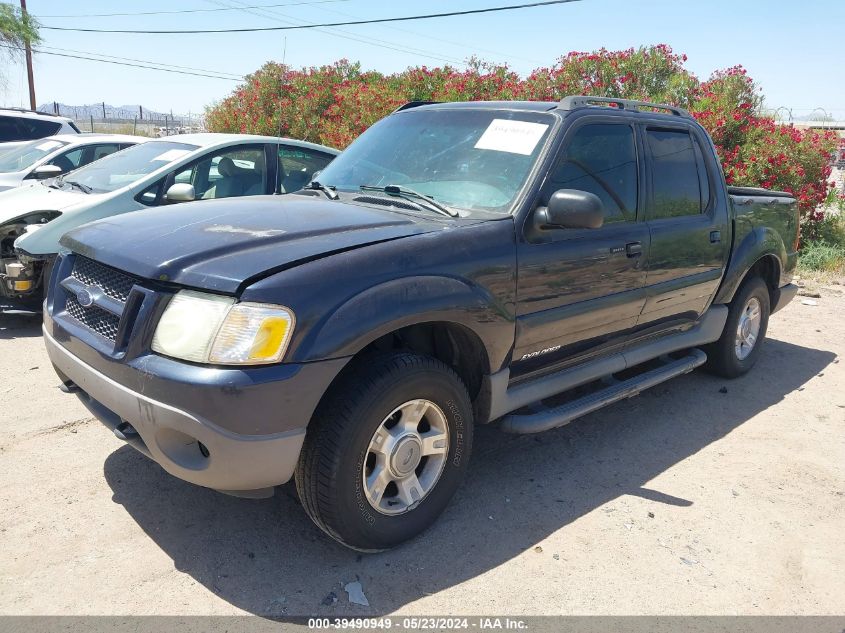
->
[0,287,843,617]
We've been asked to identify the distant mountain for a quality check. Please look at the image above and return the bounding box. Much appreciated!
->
[36,103,173,120]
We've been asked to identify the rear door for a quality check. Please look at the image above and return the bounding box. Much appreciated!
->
[514,118,650,374]
[638,124,728,328]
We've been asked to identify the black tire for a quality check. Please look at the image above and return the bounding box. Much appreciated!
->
[704,276,771,378]
[295,352,473,551]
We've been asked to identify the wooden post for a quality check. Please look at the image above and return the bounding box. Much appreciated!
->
[20,0,36,110]
[133,116,137,135]
[90,114,94,132]
[102,102,106,118]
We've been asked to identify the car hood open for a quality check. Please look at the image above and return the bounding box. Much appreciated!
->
[60,195,451,293]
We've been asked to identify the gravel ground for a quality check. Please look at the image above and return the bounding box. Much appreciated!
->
[0,288,843,617]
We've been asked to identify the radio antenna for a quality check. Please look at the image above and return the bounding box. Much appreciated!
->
[275,36,287,195]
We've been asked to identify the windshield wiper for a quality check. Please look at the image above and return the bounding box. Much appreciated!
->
[64,179,92,194]
[360,184,458,218]
[304,180,339,200]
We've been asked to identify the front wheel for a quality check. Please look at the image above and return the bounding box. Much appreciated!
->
[295,352,473,551]
[704,277,771,378]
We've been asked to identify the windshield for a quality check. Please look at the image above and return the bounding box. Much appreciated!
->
[63,140,198,193]
[0,138,68,173]
[316,109,555,213]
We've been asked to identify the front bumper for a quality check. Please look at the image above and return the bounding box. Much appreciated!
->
[45,325,347,495]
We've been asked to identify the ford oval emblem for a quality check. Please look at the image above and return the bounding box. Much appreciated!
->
[76,288,94,307]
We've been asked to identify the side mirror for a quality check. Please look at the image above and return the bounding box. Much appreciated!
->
[537,189,605,230]
[165,183,196,203]
[31,164,64,180]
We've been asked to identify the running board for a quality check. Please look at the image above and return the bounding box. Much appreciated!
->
[499,349,707,434]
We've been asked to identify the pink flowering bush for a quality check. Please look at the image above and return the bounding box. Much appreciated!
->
[205,45,839,237]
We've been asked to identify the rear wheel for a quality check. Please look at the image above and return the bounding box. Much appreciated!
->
[295,352,473,551]
[704,277,771,378]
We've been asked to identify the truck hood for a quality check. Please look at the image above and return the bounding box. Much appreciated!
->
[61,195,450,293]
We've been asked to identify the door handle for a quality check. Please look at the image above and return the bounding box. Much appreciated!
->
[710,230,721,243]
[625,242,642,257]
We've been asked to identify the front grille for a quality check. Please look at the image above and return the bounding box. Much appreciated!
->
[65,294,121,341]
[71,256,136,304]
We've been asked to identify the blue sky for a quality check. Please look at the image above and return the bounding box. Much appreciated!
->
[2,0,843,119]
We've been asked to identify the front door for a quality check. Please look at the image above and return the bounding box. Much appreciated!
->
[514,119,649,376]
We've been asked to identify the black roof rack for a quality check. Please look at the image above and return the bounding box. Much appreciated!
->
[0,106,61,117]
[558,95,691,119]
[392,101,441,113]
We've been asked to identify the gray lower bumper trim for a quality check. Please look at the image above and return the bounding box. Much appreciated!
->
[44,326,305,492]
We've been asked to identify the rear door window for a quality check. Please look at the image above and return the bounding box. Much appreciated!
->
[646,129,703,219]
[16,117,62,140]
[85,143,122,165]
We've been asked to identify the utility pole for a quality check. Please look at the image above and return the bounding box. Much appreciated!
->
[20,0,36,110]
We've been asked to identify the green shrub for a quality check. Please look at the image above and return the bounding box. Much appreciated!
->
[205,45,839,236]
[798,240,845,273]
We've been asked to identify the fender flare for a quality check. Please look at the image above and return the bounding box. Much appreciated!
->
[291,274,513,371]
[714,225,786,304]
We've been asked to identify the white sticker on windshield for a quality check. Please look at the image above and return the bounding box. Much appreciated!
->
[152,149,191,162]
[36,140,62,152]
[474,119,549,156]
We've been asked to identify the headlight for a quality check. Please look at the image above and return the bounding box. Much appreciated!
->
[151,290,295,365]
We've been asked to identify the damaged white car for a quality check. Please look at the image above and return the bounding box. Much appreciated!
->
[0,133,338,309]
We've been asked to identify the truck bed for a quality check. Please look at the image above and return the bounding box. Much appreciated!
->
[728,186,799,257]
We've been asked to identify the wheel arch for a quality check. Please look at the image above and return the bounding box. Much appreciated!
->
[714,226,786,306]
[291,274,512,374]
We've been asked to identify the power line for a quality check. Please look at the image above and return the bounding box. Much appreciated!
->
[35,0,352,19]
[208,0,466,65]
[0,43,242,81]
[36,45,244,79]
[40,0,583,34]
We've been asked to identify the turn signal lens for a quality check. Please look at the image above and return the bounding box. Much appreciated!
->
[209,303,294,364]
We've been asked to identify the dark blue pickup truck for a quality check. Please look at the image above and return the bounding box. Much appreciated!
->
[43,97,799,550]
